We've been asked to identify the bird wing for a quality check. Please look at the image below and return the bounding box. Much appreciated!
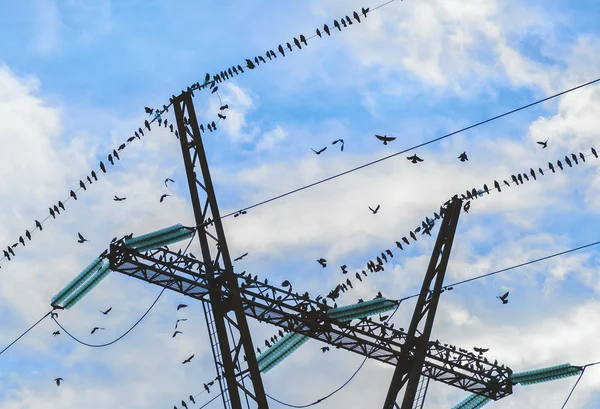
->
[375,205,380,212]
[501,291,509,299]
[375,134,386,141]
[78,233,84,240]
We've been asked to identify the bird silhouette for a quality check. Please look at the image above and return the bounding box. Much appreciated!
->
[353,11,361,22]
[77,233,88,244]
[91,327,105,334]
[333,20,341,31]
[557,160,563,170]
[375,134,396,145]
[293,37,301,49]
[312,147,327,155]
[368,205,380,214]
[474,347,489,354]
[189,395,196,404]
[332,139,344,151]
[100,307,112,315]
[281,280,291,287]
[35,220,43,231]
[537,139,548,149]
[182,354,195,364]
[564,156,573,167]
[181,401,189,409]
[144,107,153,115]
[497,291,509,304]
[177,304,188,310]
[407,154,424,164]
[113,196,126,201]
[54,378,63,386]
[323,24,331,36]
[316,28,322,37]
[204,383,211,393]
[164,178,175,187]
[592,148,598,158]
[52,331,60,336]
[175,318,188,330]
[321,346,330,353]
[317,258,327,268]
[458,152,468,162]
[173,330,183,338]
[361,7,370,17]
[234,252,249,261]
[160,194,172,202]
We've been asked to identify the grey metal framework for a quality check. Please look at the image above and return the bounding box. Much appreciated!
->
[170,91,268,409]
[107,240,513,400]
[107,91,513,408]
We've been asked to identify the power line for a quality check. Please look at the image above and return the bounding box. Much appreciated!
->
[561,368,586,409]
[218,77,600,221]
[0,311,52,356]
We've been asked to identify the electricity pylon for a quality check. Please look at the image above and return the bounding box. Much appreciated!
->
[107,90,513,408]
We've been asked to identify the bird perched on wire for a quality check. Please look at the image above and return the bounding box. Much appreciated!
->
[375,134,396,145]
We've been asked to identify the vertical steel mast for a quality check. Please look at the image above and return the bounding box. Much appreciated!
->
[172,91,269,409]
[383,198,463,409]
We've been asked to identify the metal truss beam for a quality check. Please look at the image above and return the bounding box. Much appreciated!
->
[171,91,268,409]
[108,241,513,400]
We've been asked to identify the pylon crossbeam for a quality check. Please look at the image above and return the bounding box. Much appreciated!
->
[108,242,513,400]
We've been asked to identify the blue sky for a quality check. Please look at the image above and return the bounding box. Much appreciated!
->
[2,0,600,408]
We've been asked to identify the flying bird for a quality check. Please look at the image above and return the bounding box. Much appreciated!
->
[368,205,380,214]
[537,138,548,149]
[321,346,330,353]
[312,147,327,155]
[91,327,105,334]
[497,291,509,304]
[407,154,424,164]
[175,318,188,330]
[234,252,249,261]
[173,330,183,338]
[54,378,63,386]
[177,304,188,310]
[458,152,468,162]
[375,134,396,145]
[182,354,195,364]
[474,347,489,354]
[332,139,344,151]
[52,331,60,336]
[317,258,327,268]
[100,307,112,315]
[160,194,172,202]
[77,233,88,244]
[113,196,126,201]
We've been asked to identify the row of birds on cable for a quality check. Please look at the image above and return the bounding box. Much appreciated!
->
[0,91,228,266]
[171,373,223,409]
[316,147,599,303]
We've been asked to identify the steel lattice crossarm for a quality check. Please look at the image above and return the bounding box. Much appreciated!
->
[107,241,513,400]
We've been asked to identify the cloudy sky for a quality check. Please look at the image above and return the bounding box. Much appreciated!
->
[1,0,600,408]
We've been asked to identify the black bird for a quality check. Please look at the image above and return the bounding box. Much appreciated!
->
[49,207,56,219]
[361,7,370,17]
[538,167,544,176]
[557,160,563,170]
[341,265,348,274]
[409,231,417,241]
[286,42,293,52]
[564,156,573,167]
[517,174,523,184]
[181,401,189,409]
[332,139,344,151]
[312,147,327,155]
[353,11,361,22]
[323,24,331,36]
[100,307,112,315]
[189,395,196,404]
[245,59,255,69]
[494,180,501,192]
[25,230,31,241]
[530,168,537,180]
[580,152,586,162]
[145,107,153,114]
[175,318,188,330]
[375,134,396,145]
[204,383,211,393]
[537,139,548,149]
[497,291,509,304]
[395,241,403,250]
[164,178,175,187]
[368,205,380,214]
[571,153,579,165]
[79,180,87,190]
[77,233,88,243]
[19,236,25,246]
[100,161,106,173]
[402,237,410,246]
[3,250,10,260]
[54,378,63,386]
[281,280,291,287]
[182,354,195,364]
[218,113,226,120]
[126,136,135,143]
[87,175,92,185]
[91,327,105,334]
[474,347,489,354]
[234,252,249,261]
[278,44,285,56]
[258,55,266,64]
[177,304,188,310]
[341,19,347,28]
[160,194,172,202]
[458,152,468,162]
[321,346,330,353]
[172,330,183,338]
[407,154,424,164]
[548,162,555,173]
[317,258,327,267]
[113,196,126,201]
[113,149,120,160]
[592,147,598,158]
[316,28,322,38]
[345,16,353,25]
[333,19,341,31]
[293,37,301,49]
[70,190,77,200]
[53,331,60,336]
[35,220,43,231]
